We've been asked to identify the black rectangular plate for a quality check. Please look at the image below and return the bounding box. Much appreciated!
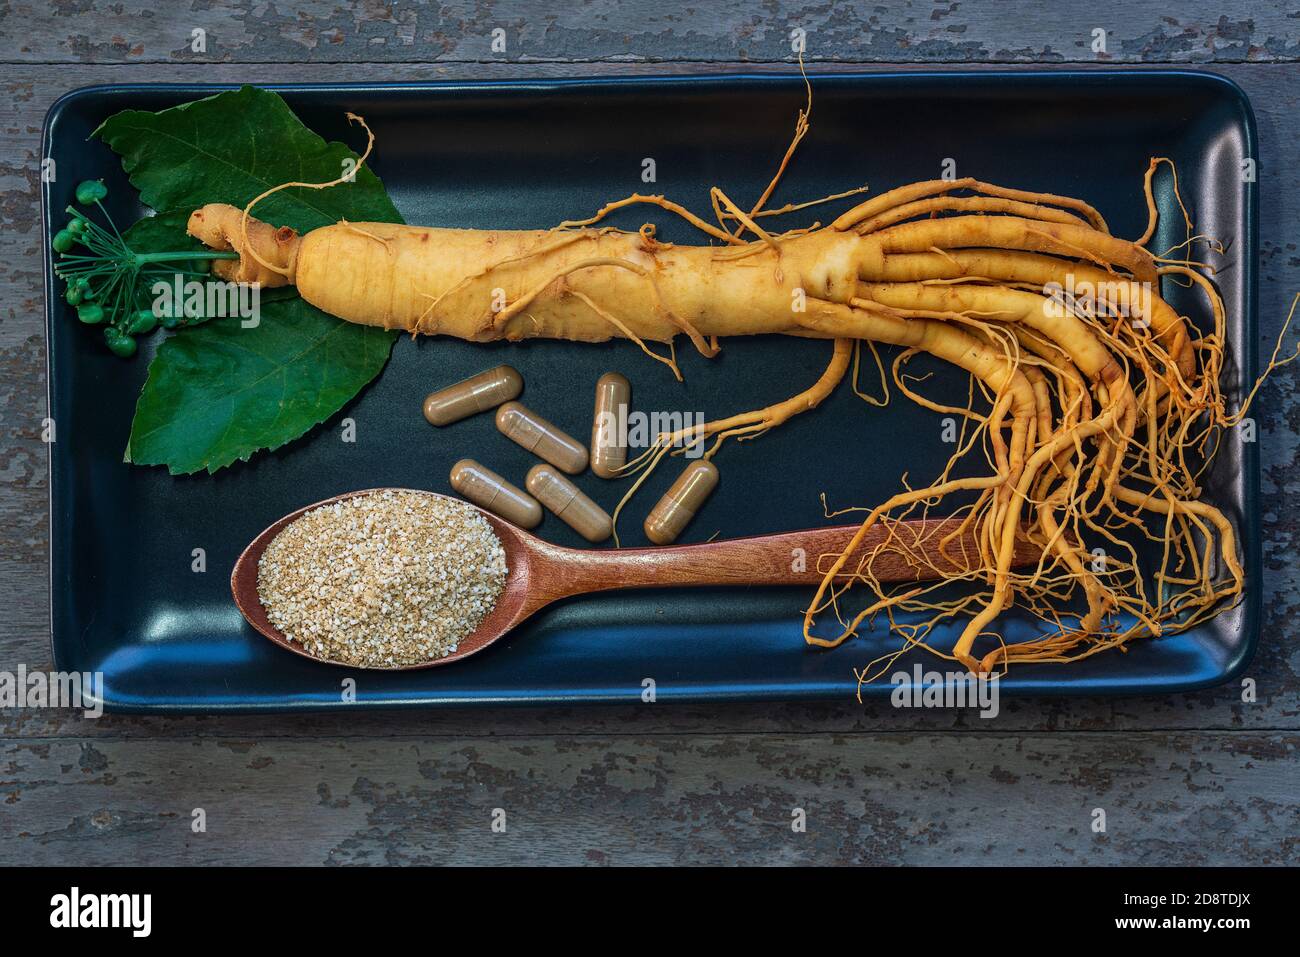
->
[43,72,1259,710]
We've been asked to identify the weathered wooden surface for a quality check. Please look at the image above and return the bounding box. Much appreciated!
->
[1,1,1297,64]
[0,2,1297,865]
[5,733,1295,865]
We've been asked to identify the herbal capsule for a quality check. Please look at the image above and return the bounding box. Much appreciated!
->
[590,372,631,479]
[644,460,719,545]
[423,365,523,426]
[449,458,542,529]
[495,401,588,474]
[525,464,613,543]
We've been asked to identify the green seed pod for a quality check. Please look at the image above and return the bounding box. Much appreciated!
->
[77,279,94,299]
[64,283,83,306]
[104,327,137,358]
[76,303,105,325]
[67,218,87,235]
[74,180,108,205]
[126,309,158,335]
[51,229,75,253]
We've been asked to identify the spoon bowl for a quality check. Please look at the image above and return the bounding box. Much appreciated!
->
[232,488,543,670]
[232,487,1040,671]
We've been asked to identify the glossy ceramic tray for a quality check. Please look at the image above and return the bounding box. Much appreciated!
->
[43,72,1259,710]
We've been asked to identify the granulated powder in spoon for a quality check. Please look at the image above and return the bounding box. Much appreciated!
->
[257,490,508,668]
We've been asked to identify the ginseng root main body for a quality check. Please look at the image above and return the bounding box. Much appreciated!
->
[187,161,1249,678]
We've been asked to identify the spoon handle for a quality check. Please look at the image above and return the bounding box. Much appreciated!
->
[541,517,1009,599]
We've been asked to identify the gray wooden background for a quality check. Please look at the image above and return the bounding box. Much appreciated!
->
[1,1,1297,866]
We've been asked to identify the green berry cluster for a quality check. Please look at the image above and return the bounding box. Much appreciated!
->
[50,179,237,358]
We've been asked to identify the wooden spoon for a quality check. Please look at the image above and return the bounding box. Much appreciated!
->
[232,488,1040,671]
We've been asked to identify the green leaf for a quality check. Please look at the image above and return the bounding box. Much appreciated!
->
[121,207,206,255]
[125,297,395,475]
[96,86,406,473]
[94,85,400,232]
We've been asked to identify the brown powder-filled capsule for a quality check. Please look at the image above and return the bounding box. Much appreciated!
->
[449,458,542,529]
[644,460,719,545]
[495,401,588,474]
[590,372,631,479]
[423,365,523,426]
[525,464,613,543]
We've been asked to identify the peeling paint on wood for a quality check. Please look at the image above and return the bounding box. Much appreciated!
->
[0,2,1297,65]
[1,734,1294,865]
